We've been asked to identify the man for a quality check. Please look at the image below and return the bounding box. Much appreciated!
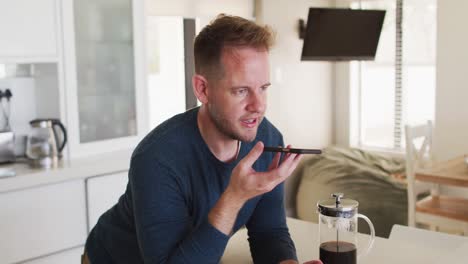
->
[84,14,321,264]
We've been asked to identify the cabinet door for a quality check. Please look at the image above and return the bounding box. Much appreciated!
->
[0,0,57,59]
[22,246,84,264]
[62,0,147,159]
[0,180,87,264]
[86,171,128,232]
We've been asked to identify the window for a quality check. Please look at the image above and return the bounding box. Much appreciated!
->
[349,0,437,151]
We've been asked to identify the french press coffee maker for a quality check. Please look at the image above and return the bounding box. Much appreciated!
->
[317,193,375,264]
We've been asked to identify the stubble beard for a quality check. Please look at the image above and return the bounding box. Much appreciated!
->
[207,103,262,143]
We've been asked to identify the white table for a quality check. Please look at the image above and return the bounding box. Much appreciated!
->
[221,217,468,264]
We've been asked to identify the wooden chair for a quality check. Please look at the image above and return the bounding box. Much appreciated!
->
[405,121,468,235]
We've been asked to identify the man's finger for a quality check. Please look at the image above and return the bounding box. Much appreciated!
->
[241,141,264,168]
[282,144,292,161]
[274,152,303,182]
[286,154,303,176]
[268,152,281,170]
[263,152,297,182]
[303,261,323,264]
[292,153,303,167]
[277,151,297,172]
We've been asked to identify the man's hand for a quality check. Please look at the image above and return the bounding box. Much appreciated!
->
[279,260,298,264]
[226,141,302,202]
[208,141,302,235]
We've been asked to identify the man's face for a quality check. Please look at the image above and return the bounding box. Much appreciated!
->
[206,47,270,142]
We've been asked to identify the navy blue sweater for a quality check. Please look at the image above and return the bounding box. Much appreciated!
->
[85,107,297,263]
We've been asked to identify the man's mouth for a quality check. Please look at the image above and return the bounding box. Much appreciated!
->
[241,118,258,128]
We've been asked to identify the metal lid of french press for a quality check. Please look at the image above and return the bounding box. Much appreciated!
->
[317,193,359,218]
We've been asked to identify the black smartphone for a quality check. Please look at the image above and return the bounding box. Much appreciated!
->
[263,146,322,155]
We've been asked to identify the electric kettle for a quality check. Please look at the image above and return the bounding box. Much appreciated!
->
[26,118,67,168]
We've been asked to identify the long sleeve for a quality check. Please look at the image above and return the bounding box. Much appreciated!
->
[129,155,229,263]
[246,183,297,263]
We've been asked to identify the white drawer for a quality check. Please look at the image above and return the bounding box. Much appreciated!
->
[87,171,128,232]
[0,180,87,263]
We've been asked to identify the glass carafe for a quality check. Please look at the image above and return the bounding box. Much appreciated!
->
[317,193,375,264]
[26,118,67,168]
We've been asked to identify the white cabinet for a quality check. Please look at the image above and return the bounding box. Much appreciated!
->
[0,0,58,60]
[62,0,148,159]
[86,171,128,232]
[0,0,149,159]
[22,246,84,264]
[0,180,87,264]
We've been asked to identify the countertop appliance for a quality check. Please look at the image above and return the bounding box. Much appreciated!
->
[0,131,15,163]
[0,88,15,163]
[26,118,67,168]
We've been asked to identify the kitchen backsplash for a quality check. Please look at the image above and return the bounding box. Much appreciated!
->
[0,63,60,156]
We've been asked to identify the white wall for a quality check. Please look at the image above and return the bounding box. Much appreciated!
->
[333,62,353,147]
[144,0,255,130]
[145,0,333,149]
[146,16,186,128]
[256,0,333,149]
[146,0,254,18]
[256,0,334,217]
[433,0,468,160]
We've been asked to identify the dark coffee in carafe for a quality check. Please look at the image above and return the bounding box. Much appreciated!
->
[319,241,357,264]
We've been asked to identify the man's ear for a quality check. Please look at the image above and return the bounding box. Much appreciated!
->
[192,74,209,104]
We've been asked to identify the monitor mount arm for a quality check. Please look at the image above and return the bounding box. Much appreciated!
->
[298,19,307,39]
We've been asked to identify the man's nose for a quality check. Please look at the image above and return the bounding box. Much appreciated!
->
[246,91,266,113]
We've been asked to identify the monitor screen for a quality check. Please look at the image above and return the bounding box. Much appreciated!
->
[301,8,386,61]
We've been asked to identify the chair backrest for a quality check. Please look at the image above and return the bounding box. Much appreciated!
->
[405,120,434,226]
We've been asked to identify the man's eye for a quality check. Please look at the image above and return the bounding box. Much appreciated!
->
[234,89,248,96]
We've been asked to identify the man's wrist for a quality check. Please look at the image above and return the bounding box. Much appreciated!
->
[223,187,247,208]
[208,188,246,235]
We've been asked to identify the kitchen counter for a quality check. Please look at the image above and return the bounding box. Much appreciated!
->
[0,149,133,194]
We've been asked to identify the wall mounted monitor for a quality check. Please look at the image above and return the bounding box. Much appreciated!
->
[301,8,386,61]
